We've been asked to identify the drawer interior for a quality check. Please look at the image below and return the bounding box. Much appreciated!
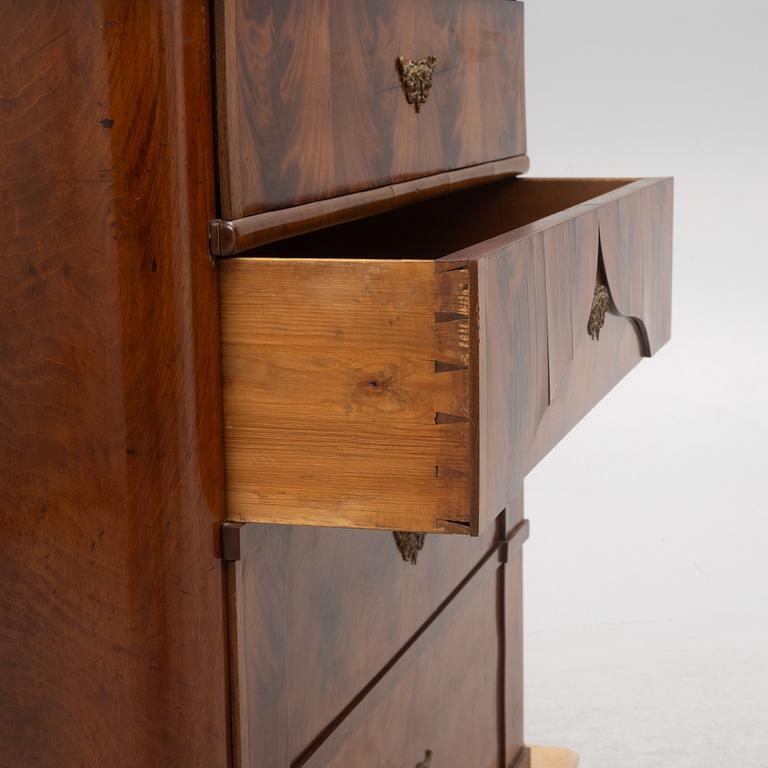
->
[244,178,635,259]
[219,176,672,535]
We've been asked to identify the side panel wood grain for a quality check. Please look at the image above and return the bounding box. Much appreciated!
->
[0,4,229,766]
[215,0,526,218]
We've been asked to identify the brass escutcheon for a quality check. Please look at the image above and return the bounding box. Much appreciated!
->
[397,56,437,113]
[588,284,610,341]
[393,531,426,564]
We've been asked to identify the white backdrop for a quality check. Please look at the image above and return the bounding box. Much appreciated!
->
[522,1,768,764]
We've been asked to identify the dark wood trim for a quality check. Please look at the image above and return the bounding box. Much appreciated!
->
[221,522,245,562]
[210,154,530,255]
[501,519,531,564]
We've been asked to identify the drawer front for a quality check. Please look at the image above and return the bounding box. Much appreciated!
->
[225,513,521,767]
[219,177,672,534]
[300,541,511,768]
[214,0,526,219]
[470,177,674,528]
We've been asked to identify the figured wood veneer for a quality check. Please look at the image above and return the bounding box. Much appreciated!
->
[224,513,516,766]
[300,553,501,768]
[214,0,527,219]
[223,507,534,766]
[0,3,230,766]
[219,178,673,535]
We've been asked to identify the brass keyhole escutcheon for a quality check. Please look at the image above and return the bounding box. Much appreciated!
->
[397,56,437,113]
[393,531,426,564]
[588,284,610,341]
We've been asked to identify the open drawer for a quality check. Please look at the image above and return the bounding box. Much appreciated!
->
[219,177,673,534]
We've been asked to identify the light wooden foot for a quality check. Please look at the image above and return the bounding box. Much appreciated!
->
[530,746,579,768]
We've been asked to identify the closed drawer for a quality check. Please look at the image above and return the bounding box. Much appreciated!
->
[298,533,522,768]
[214,0,527,220]
[219,177,673,534]
[224,514,512,767]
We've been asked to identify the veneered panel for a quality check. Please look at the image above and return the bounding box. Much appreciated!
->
[225,515,507,766]
[215,0,527,219]
[0,3,229,766]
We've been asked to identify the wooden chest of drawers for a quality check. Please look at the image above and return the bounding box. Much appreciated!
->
[0,2,672,767]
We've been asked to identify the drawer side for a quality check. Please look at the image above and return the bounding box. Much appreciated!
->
[220,258,479,532]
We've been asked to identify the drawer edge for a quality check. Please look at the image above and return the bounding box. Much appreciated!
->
[210,155,530,256]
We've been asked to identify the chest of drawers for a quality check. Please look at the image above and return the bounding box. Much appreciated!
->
[0,2,672,767]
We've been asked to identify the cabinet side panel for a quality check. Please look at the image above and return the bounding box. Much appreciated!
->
[0,3,229,766]
[218,0,526,217]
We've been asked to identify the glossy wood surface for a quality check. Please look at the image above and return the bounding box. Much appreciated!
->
[467,179,673,525]
[210,154,530,254]
[0,3,230,766]
[225,514,508,767]
[214,0,527,219]
[225,511,528,768]
[218,178,673,534]
[301,542,504,768]
[504,542,525,767]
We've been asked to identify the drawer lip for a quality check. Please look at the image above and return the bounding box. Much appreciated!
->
[439,177,671,264]
[210,154,530,257]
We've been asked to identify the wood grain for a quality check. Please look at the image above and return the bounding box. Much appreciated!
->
[219,178,673,534]
[299,540,504,768]
[224,513,512,767]
[214,0,527,219]
[504,535,526,767]
[220,258,478,533]
[0,3,229,766]
[210,154,530,254]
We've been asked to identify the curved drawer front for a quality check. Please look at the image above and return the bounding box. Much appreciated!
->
[219,177,673,534]
[214,0,526,219]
